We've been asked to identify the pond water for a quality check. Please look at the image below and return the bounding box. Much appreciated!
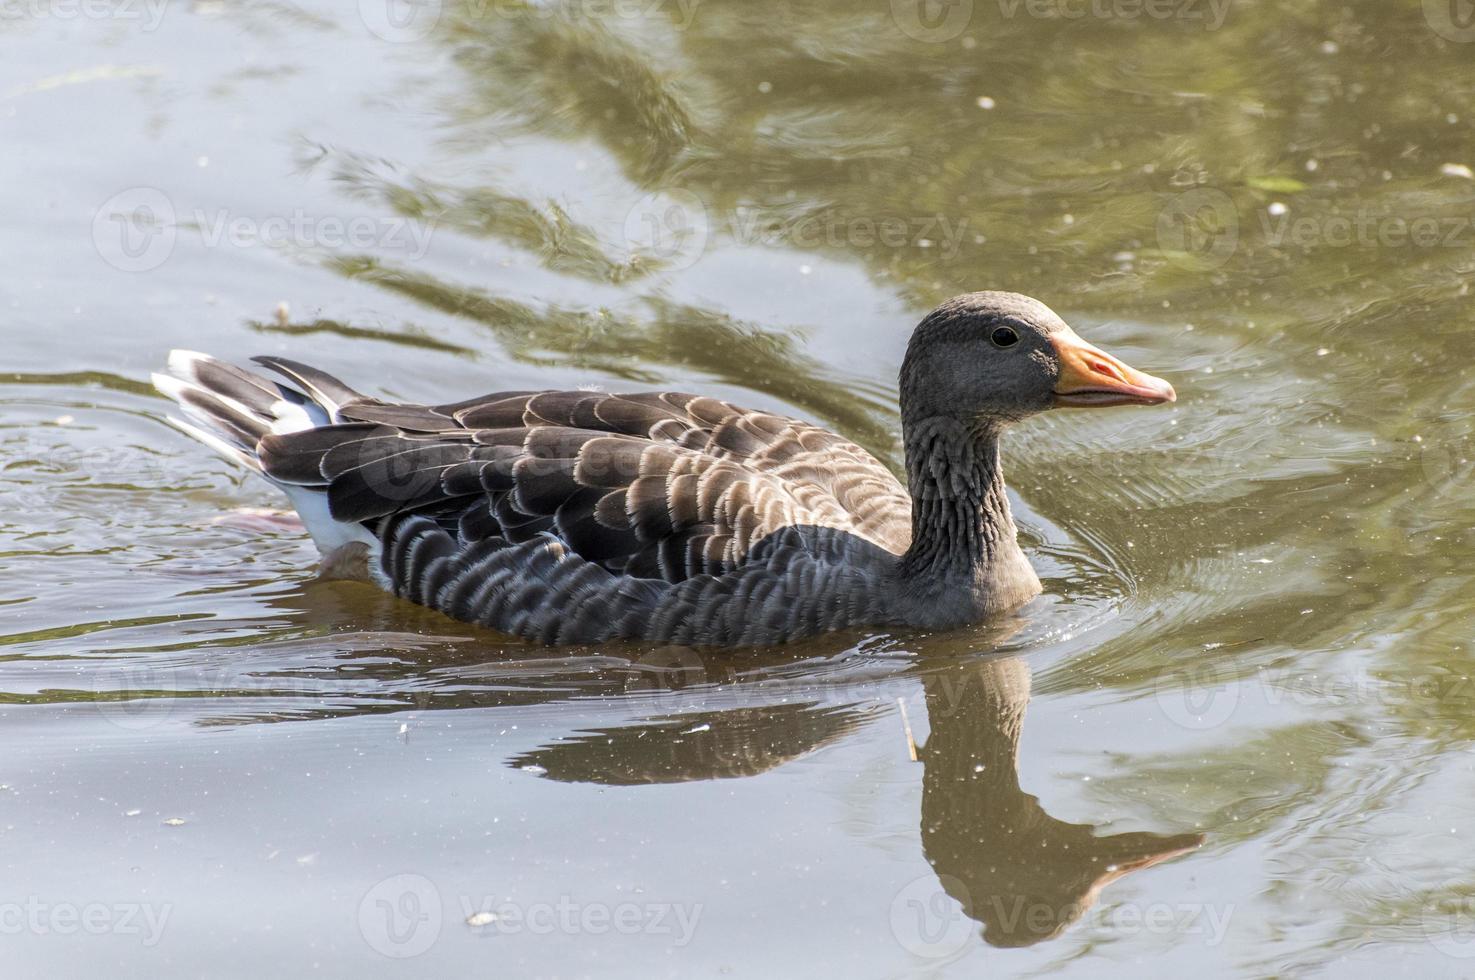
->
[5,1,1475,976]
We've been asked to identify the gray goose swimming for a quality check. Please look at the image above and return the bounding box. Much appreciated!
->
[154,291,1174,646]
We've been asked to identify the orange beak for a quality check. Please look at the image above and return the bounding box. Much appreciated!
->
[1051,328,1176,408]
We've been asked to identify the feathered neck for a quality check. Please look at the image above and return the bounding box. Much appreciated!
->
[899,417,1014,575]
[895,417,1039,618]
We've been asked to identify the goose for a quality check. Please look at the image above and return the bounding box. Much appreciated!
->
[153,291,1174,646]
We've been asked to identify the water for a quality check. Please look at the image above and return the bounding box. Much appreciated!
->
[4,1,1475,975]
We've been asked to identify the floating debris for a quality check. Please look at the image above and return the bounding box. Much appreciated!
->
[210,507,305,533]
[897,698,918,762]
[1248,176,1307,193]
[163,817,187,827]
[1440,163,1475,181]
[466,911,498,927]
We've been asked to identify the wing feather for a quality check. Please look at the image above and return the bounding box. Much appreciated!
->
[258,385,909,602]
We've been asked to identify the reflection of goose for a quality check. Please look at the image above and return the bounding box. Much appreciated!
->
[154,292,1173,645]
[509,702,877,784]
[919,658,1203,948]
[502,648,1202,950]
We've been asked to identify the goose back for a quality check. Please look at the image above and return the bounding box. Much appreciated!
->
[251,377,914,644]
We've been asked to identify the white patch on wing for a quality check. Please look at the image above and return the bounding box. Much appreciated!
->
[267,398,320,434]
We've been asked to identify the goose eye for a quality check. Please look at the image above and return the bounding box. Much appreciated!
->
[990,326,1019,348]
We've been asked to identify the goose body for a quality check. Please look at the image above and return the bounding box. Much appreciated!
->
[154,292,1174,646]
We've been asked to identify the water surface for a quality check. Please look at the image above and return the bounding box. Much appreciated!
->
[5,1,1475,975]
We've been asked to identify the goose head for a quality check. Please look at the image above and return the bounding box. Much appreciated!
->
[899,291,1176,426]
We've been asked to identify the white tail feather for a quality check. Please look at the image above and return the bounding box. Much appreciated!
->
[154,350,377,556]
[162,414,260,472]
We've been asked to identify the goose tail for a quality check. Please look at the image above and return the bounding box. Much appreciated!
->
[152,350,377,554]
